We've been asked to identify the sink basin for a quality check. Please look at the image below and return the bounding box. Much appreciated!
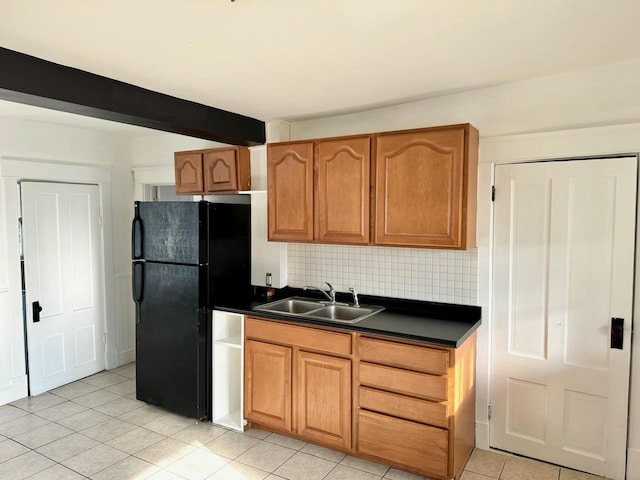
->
[254,296,384,324]
[307,305,379,322]
[255,297,322,314]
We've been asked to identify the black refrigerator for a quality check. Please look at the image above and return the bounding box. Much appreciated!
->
[131,201,250,420]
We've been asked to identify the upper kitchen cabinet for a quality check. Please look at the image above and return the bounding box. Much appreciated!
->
[174,146,251,195]
[316,136,371,244]
[375,124,478,249]
[174,152,204,195]
[267,142,314,242]
[267,136,372,244]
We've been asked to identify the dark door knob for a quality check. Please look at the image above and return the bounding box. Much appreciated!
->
[32,301,43,323]
[611,317,624,349]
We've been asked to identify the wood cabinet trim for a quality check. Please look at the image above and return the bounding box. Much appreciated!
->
[245,317,352,357]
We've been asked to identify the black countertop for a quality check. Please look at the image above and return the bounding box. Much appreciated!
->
[215,287,481,348]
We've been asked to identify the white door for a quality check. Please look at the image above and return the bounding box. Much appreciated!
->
[490,157,636,479]
[21,182,106,395]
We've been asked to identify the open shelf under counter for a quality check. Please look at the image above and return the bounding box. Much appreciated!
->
[212,311,246,431]
[215,335,242,348]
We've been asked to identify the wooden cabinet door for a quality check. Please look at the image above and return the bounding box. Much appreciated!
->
[203,147,251,193]
[316,136,371,244]
[267,142,314,241]
[204,149,238,193]
[375,125,477,249]
[244,340,292,432]
[296,351,352,449]
[174,152,203,194]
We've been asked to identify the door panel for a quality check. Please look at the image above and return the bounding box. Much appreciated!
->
[267,142,314,242]
[491,157,636,479]
[375,127,468,248]
[204,149,238,193]
[244,339,292,431]
[22,182,105,395]
[296,350,352,449]
[316,136,370,244]
[69,193,95,309]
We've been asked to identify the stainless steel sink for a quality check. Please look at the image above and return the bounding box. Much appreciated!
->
[254,296,384,324]
[255,297,322,314]
[307,305,379,322]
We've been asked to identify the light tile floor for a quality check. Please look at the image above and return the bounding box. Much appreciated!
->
[0,364,608,480]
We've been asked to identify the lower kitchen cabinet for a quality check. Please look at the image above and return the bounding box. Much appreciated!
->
[297,350,351,449]
[356,333,477,480]
[244,339,292,431]
[244,317,353,450]
[243,316,476,480]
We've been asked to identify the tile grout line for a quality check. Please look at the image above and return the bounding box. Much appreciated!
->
[1,368,605,480]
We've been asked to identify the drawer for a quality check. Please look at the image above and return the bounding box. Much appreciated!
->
[358,409,448,479]
[359,362,448,401]
[359,336,448,375]
[246,317,351,356]
[359,386,448,429]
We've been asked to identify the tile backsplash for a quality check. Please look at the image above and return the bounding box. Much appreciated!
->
[287,244,478,305]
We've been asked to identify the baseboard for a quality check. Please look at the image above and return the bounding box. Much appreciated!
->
[627,447,640,479]
[0,375,28,406]
[117,349,135,368]
[475,419,490,450]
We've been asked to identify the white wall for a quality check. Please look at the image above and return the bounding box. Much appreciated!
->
[131,134,226,168]
[0,117,134,404]
[0,121,225,406]
[290,57,640,140]
[283,58,640,478]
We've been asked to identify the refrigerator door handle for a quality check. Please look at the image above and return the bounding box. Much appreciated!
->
[132,262,144,323]
[132,207,143,260]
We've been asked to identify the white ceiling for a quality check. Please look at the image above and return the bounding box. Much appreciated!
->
[1,0,640,134]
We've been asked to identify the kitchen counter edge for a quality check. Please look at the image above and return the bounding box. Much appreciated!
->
[214,291,481,348]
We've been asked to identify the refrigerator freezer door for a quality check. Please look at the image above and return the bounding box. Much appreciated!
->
[135,261,210,419]
[133,201,208,265]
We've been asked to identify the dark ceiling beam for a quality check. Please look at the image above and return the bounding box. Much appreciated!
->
[0,47,265,146]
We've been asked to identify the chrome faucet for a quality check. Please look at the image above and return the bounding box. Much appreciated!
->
[349,287,360,307]
[303,282,336,304]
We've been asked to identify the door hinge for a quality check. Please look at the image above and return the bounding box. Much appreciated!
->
[102,333,107,344]
[488,404,492,420]
[491,186,495,202]
[99,216,103,228]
